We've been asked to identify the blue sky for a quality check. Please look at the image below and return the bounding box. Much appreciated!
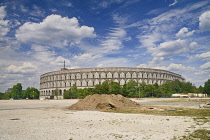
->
[0,0,210,92]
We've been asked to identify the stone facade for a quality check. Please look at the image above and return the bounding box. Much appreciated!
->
[39,67,185,99]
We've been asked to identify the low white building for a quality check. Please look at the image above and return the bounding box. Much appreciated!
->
[172,93,189,98]
[188,93,208,98]
[172,93,208,98]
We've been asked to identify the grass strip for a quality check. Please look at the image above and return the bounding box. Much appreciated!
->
[108,107,210,117]
[172,129,210,140]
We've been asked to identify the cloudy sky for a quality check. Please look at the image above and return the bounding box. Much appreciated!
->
[0,0,210,92]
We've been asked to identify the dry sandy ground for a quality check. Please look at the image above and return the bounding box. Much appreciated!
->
[0,99,208,140]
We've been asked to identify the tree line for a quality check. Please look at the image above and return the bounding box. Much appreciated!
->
[1,79,209,100]
[63,79,210,99]
[0,83,39,100]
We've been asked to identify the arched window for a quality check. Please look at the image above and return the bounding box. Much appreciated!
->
[132,72,137,78]
[126,72,131,78]
[107,72,112,78]
[101,72,106,78]
[94,73,100,78]
[120,72,125,78]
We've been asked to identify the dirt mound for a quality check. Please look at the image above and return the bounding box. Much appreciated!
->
[68,94,140,111]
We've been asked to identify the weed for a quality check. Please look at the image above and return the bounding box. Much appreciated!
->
[108,107,210,118]
[110,133,123,139]
[178,129,210,140]
[193,116,210,126]
[108,107,210,140]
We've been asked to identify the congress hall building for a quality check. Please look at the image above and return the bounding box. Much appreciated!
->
[39,67,185,99]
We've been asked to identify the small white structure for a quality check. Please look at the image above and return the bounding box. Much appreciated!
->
[39,97,46,100]
[180,94,190,98]
[172,93,208,98]
[171,94,181,98]
[172,93,189,98]
[188,93,208,98]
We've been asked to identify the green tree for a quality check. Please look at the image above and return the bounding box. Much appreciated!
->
[0,92,3,99]
[153,83,159,89]
[95,80,110,94]
[21,90,26,99]
[108,81,121,95]
[94,80,121,95]
[24,87,32,99]
[24,87,39,99]
[29,87,39,99]
[78,88,94,99]
[71,84,78,98]
[161,81,172,95]
[203,79,210,95]
[143,84,155,97]
[53,89,59,100]
[155,88,164,97]
[63,84,79,99]
[153,83,164,97]
[139,82,147,97]
[11,83,22,99]
[61,79,208,98]
[123,80,138,98]
[94,84,104,94]
[197,85,204,93]
[11,85,18,99]
[160,80,184,96]
[0,92,4,99]
[0,92,10,100]
[121,84,129,97]
[182,82,193,93]
[171,80,182,93]
[63,89,71,99]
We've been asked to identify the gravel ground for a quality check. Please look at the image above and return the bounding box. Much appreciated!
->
[0,100,78,110]
[0,99,208,140]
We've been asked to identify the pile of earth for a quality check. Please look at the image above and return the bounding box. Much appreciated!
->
[68,94,140,111]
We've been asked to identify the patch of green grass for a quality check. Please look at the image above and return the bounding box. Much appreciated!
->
[108,106,210,140]
[109,107,210,117]
[153,99,209,103]
[193,117,210,125]
[173,129,210,140]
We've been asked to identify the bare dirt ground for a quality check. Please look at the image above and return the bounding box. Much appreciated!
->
[69,94,140,111]
[0,98,209,140]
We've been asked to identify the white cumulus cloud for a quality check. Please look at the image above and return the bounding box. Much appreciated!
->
[30,45,56,63]
[149,39,199,57]
[6,62,37,74]
[0,6,10,38]
[167,63,193,70]
[73,53,100,60]
[199,11,210,32]
[176,27,195,38]
[0,6,6,19]
[200,62,210,70]
[51,56,71,66]
[138,61,194,71]
[196,52,210,60]
[15,14,96,47]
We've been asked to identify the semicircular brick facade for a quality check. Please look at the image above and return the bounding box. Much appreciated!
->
[39,67,185,99]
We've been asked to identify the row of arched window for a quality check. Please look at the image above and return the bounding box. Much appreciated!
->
[40,78,169,89]
[41,72,177,83]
